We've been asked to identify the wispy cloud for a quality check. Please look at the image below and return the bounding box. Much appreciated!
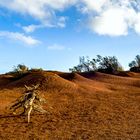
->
[0,31,40,45]
[47,44,71,51]
[57,16,67,28]
[21,16,67,33]
[22,24,44,33]
[47,44,65,50]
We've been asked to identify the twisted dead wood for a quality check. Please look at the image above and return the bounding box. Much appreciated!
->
[9,84,47,123]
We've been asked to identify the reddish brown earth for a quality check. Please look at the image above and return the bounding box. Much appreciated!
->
[0,71,140,140]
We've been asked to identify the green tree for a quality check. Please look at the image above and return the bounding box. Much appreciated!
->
[69,55,123,73]
[69,56,96,72]
[96,55,123,73]
[129,55,140,68]
[13,64,29,73]
[129,55,140,72]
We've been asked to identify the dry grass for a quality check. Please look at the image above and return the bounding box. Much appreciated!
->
[0,71,140,140]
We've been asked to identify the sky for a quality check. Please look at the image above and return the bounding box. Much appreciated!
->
[0,0,140,73]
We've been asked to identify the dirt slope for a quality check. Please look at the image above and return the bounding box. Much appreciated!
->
[0,71,140,140]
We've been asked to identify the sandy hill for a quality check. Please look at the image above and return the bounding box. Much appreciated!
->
[0,71,140,140]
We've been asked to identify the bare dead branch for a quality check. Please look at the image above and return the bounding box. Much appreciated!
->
[8,84,47,123]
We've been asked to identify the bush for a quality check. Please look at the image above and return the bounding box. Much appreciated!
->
[6,64,29,80]
[129,55,140,72]
[69,56,96,72]
[69,55,123,74]
[130,67,140,72]
[96,55,123,73]
[13,64,29,73]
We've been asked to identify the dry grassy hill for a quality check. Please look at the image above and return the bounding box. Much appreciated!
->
[0,71,140,140]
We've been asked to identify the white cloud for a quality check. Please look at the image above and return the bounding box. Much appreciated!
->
[0,31,40,45]
[22,24,44,33]
[57,16,67,28]
[81,0,109,13]
[0,0,76,23]
[89,8,128,36]
[1,0,140,36]
[134,13,140,34]
[22,16,67,33]
[82,0,140,36]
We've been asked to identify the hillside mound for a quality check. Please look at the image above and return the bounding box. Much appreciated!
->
[0,70,140,139]
[5,72,77,92]
[0,75,12,86]
[59,72,110,92]
[126,72,140,78]
[78,71,140,88]
[58,72,92,81]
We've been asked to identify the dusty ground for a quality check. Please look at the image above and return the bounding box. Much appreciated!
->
[0,71,140,140]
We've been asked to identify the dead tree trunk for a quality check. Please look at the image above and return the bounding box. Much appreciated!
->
[8,84,47,123]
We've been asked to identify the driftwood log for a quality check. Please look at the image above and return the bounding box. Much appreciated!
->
[9,84,47,123]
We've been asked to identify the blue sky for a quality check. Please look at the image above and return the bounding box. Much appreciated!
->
[0,0,140,73]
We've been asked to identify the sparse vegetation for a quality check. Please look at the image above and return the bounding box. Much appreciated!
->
[69,55,123,73]
[13,64,29,73]
[129,55,140,72]
[6,64,30,79]
[69,56,96,72]
[6,64,45,80]
[96,55,123,73]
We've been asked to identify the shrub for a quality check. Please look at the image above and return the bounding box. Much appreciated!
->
[6,64,29,80]
[129,55,140,72]
[96,55,123,73]
[69,55,123,74]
